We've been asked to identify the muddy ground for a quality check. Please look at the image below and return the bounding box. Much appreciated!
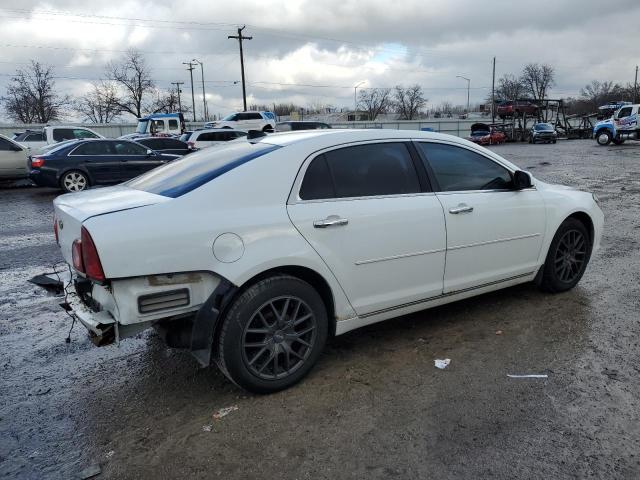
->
[1,140,639,479]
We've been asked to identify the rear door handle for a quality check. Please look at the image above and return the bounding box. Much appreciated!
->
[449,204,474,214]
[313,215,349,228]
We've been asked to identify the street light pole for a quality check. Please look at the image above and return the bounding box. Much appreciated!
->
[192,59,208,121]
[456,75,471,113]
[228,26,253,112]
[354,81,365,120]
[183,62,196,122]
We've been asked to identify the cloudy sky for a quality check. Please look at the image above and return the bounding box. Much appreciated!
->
[1,0,639,121]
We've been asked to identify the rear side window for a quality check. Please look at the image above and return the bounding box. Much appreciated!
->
[71,142,112,155]
[126,142,280,198]
[25,133,44,141]
[299,143,421,200]
[248,113,262,120]
[163,138,185,148]
[168,119,179,129]
[0,138,15,151]
[418,143,513,191]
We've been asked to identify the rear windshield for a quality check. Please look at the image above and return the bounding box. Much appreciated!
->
[126,142,280,198]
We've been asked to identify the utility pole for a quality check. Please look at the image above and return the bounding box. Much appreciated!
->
[491,57,496,123]
[354,81,365,120]
[456,75,470,114]
[183,62,196,121]
[634,65,638,104]
[192,59,208,121]
[228,26,252,111]
[171,81,184,113]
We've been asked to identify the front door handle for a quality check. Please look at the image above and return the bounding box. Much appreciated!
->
[313,215,349,228]
[449,204,474,214]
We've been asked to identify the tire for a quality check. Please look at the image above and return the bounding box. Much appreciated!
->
[612,136,625,145]
[538,218,591,293]
[552,139,557,144]
[60,170,89,193]
[215,275,328,393]
[596,130,612,146]
[262,125,274,133]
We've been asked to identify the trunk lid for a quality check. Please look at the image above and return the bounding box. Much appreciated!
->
[53,185,170,266]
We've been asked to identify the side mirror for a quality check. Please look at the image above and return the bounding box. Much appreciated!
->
[513,170,533,190]
[146,149,154,156]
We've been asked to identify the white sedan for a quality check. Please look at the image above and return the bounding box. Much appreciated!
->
[52,130,603,393]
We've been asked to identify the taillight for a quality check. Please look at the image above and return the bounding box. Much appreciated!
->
[72,239,84,272]
[53,216,59,245]
[71,227,105,281]
[31,156,45,168]
[187,141,196,149]
[81,226,105,281]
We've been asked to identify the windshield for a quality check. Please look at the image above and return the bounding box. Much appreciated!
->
[222,113,237,121]
[126,142,280,197]
[534,124,554,131]
[136,120,149,134]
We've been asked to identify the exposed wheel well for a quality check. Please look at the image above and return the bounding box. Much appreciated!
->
[567,212,594,247]
[225,266,336,337]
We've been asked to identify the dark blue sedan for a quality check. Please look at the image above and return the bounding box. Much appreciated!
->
[29,139,179,193]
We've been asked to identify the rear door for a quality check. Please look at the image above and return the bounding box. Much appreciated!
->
[416,141,546,293]
[287,141,446,316]
[68,141,120,183]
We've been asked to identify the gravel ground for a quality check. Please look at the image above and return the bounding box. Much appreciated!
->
[1,140,639,480]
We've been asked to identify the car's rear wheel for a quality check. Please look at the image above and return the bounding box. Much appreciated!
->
[60,170,89,193]
[215,275,328,393]
[596,130,612,146]
[538,218,591,293]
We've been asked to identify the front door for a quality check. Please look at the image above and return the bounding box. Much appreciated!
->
[0,138,27,178]
[416,141,546,293]
[111,140,165,180]
[69,140,122,184]
[287,141,446,316]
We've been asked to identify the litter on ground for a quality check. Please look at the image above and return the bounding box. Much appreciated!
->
[212,405,239,420]
[507,374,548,378]
[434,359,451,369]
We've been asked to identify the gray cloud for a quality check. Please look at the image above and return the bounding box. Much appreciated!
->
[0,0,638,120]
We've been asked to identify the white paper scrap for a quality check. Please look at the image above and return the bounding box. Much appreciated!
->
[434,359,451,369]
[507,374,548,378]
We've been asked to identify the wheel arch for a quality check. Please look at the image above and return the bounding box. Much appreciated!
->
[233,265,337,336]
[56,166,93,186]
[566,211,594,247]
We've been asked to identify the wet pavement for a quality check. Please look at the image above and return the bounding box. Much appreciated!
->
[1,140,639,479]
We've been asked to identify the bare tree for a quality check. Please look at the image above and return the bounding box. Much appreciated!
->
[148,88,185,114]
[106,49,155,118]
[75,82,121,123]
[495,74,527,101]
[520,63,555,102]
[580,80,624,111]
[394,85,427,120]
[2,61,68,123]
[358,88,392,120]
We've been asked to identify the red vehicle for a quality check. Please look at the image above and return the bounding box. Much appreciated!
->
[496,100,538,118]
[468,123,507,145]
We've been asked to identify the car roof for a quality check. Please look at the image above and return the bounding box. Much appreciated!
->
[192,128,246,133]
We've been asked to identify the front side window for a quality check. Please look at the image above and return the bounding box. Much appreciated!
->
[112,141,147,155]
[299,142,421,200]
[617,107,633,119]
[418,142,513,192]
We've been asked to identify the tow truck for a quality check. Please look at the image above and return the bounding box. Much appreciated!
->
[593,103,639,146]
[119,112,186,140]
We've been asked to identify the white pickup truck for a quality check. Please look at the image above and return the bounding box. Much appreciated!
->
[13,126,103,150]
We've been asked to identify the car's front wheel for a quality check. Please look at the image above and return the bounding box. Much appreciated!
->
[215,275,328,393]
[60,170,89,193]
[538,218,591,293]
[596,130,612,146]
